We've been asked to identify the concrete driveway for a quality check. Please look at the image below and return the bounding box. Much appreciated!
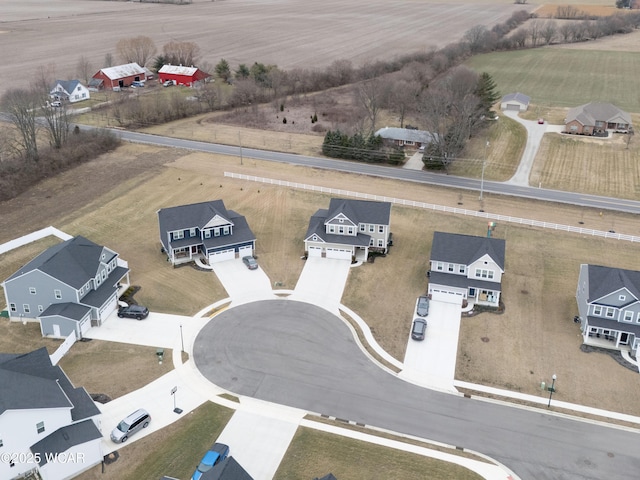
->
[289,257,351,313]
[212,258,275,305]
[400,295,462,392]
[503,110,548,186]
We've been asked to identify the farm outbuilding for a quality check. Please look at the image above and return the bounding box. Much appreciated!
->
[89,62,146,91]
[500,92,530,112]
[158,64,210,87]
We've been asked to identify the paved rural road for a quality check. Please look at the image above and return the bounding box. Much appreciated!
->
[114,129,640,215]
[194,300,640,480]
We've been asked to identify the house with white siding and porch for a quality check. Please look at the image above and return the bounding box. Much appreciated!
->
[158,199,256,266]
[304,198,391,261]
[428,232,505,307]
[2,236,130,337]
[0,347,102,480]
[576,264,640,356]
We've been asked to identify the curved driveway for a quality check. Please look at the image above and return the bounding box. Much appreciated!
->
[194,299,640,480]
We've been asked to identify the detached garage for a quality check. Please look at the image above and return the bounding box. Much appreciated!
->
[39,303,92,339]
[158,64,211,87]
[500,92,530,112]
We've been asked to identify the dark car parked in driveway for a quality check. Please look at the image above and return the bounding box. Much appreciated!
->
[242,256,258,270]
[118,304,149,320]
[411,318,427,341]
[416,296,430,316]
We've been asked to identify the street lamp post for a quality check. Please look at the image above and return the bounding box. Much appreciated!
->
[180,324,184,354]
[547,374,557,408]
[479,141,489,201]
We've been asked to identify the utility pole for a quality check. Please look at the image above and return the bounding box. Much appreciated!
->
[480,140,489,201]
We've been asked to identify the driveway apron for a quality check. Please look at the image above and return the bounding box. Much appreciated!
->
[212,259,275,305]
[289,257,351,313]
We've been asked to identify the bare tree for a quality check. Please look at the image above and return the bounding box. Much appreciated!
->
[540,21,557,45]
[162,40,201,67]
[463,25,496,53]
[104,52,114,68]
[559,22,575,42]
[528,20,541,47]
[76,55,93,84]
[388,75,422,128]
[116,36,157,67]
[0,88,40,161]
[34,67,70,149]
[511,28,528,48]
[196,82,218,111]
[327,59,354,86]
[354,78,390,136]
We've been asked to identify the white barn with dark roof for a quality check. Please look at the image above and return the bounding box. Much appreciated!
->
[158,199,256,266]
[304,198,391,261]
[500,92,530,112]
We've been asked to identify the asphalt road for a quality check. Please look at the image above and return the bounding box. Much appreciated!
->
[194,300,640,480]
[115,129,640,215]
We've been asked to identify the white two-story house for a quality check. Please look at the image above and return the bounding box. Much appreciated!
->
[304,198,392,261]
[576,264,640,355]
[0,348,102,480]
[428,232,505,307]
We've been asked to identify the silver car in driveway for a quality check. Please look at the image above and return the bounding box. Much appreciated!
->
[110,408,151,443]
[416,296,430,316]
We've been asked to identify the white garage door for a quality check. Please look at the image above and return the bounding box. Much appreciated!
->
[505,103,521,111]
[100,295,118,320]
[80,317,91,335]
[238,245,253,257]
[326,248,352,260]
[308,246,322,257]
[209,248,235,263]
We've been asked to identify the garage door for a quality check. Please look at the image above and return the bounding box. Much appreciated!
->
[99,295,118,320]
[326,248,352,260]
[209,248,235,263]
[308,246,322,257]
[238,245,253,258]
[80,316,91,335]
[505,103,521,111]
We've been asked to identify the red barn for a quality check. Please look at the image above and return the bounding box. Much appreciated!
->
[89,63,146,91]
[158,65,210,87]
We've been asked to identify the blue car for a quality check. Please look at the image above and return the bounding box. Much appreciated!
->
[192,443,229,480]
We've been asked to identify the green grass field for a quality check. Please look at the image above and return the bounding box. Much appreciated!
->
[466,49,640,112]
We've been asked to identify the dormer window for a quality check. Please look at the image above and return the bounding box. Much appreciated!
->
[223,226,230,235]
[619,295,626,301]
[189,228,196,237]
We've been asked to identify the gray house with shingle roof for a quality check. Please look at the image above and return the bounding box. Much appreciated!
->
[50,79,90,103]
[0,348,102,480]
[374,127,435,149]
[2,236,130,337]
[428,232,505,307]
[500,92,530,112]
[200,456,254,480]
[304,198,391,261]
[576,264,640,355]
[565,102,632,135]
[158,200,256,266]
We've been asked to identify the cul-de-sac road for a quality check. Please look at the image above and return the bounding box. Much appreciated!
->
[194,300,640,480]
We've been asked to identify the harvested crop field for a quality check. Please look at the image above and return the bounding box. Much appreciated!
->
[0,0,531,98]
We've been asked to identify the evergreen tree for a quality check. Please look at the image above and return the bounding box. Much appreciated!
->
[215,59,231,83]
[475,72,500,118]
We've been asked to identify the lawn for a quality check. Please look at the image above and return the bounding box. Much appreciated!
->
[465,49,640,112]
[76,401,234,480]
[275,427,482,480]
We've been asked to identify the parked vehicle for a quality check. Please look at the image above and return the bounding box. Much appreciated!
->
[538,118,544,124]
[163,80,174,87]
[110,409,151,443]
[242,256,258,270]
[416,296,430,317]
[50,100,62,107]
[192,443,230,480]
[118,304,149,320]
[411,318,427,341]
[131,81,145,87]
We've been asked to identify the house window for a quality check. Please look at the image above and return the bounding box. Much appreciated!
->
[593,305,602,316]
[475,269,494,279]
[605,307,615,318]
[23,304,30,313]
[448,264,454,272]
[348,227,354,235]
[36,421,45,434]
[369,225,374,233]
[378,225,384,233]
[619,294,626,301]
[38,305,44,313]
[9,303,16,312]
[174,230,184,240]
[223,226,230,235]
[101,270,107,280]
[101,253,105,260]
[54,289,62,299]
[204,230,211,238]
[0,437,3,447]
[214,228,220,237]
[329,226,335,233]
[637,312,640,323]
[436,262,443,271]
[623,311,633,322]
[369,238,374,246]
[378,239,384,247]
[339,226,344,234]
[359,224,365,232]
[338,218,344,223]
[29,287,36,295]
[459,266,466,274]
[189,228,196,237]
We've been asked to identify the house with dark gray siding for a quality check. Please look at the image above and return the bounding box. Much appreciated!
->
[576,264,640,355]
[428,232,505,307]
[1,235,130,337]
[304,198,391,261]
[0,348,102,480]
[158,199,256,266]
